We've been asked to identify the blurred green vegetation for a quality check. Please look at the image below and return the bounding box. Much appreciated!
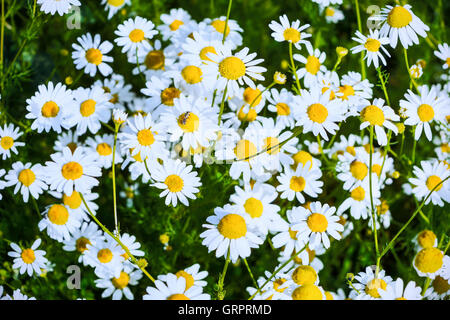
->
[0,0,448,300]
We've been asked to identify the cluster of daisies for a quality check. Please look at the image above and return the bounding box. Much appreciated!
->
[0,0,449,300]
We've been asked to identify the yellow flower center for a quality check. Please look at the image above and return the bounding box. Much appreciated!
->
[350,160,368,180]
[160,87,181,106]
[364,38,381,52]
[176,270,195,290]
[350,186,365,201]
[365,278,387,298]
[387,6,412,28]
[219,56,246,80]
[129,29,145,43]
[276,102,290,116]
[0,136,13,150]
[137,129,155,146]
[181,65,203,84]
[237,106,257,122]
[263,137,280,155]
[426,175,443,191]
[432,275,450,294]
[325,291,334,300]
[164,174,184,192]
[283,28,301,43]
[289,228,298,240]
[97,248,113,264]
[307,213,328,233]
[107,0,125,6]
[234,139,257,162]
[292,284,323,300]
[243,87,262,105]
[244,197,264,218]
[63,191,82,209]
[41,101,60,118]
[178,112,200,132]
[293,151,313,170]
[145,50,165,70]
[199,46,217,62]
[361,105,385,126]
[414,247,444,273]
[339,85,355,100]
[372,164,382,177]
[417,104,434,122]
[112,272,130,289]
[167,294,190,300]
[441,143,450,154]
[306,56,321,75]
[61,161,83,180]
[96,142,112,156]
[376,200,389,215]
[80,99,96,117]
[307,103,328,123]
[48,204,69,225]
[211,20,230,37]
[346,146,356,156]
[417,230,437,249]
[218,214,247,239]
[292,265,317,286]
[290,176,306,192]
[446,58,450,68]
[169,19,184,31]
[85,48,103,65]
[18,169,36,187]
[21,248,36,264]
[325,7,335,17]
[75,237,91,253]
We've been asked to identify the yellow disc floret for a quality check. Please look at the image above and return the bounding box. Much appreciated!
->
[219,56,246,80]
[61,161,83,180]
[181,65,203,84]
[48,204,69,225]
[218,214,247,239]
[85,48,103,65]
[414,247,443,274]
[292,265,317,286]
[387,6,412,28]
[361,105,385,126]
[307,103,328,123]
[290,176,306,192]
[41,101,60,118]
[417,230,437,249]
[80,99,96,117]
[307,213,328,233]
[292,284,323,300]
[176,270,195,290]
[21,248,36,264]
[97,248,113,264]
[417,104,434,122]
[164,174,184,193]
[283,28,301,43]
[129,29,145,42]
[244,197,264,218]
[18,169,36,187]
[365,278,387,298]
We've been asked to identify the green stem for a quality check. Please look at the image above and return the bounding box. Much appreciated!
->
[217,248,231,300]
[289,42,302,94]
[112,124,119,235]
[403,48,419,91]
[243,258,259,290]
[376,67,390,106]
[222,0,233,44]
[369,126,380,274]
[412,126,417,163]
[217,85,228,125]
[354,0,366,79]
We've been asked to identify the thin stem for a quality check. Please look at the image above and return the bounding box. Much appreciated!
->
[222,0,233,44]
[369,126,380,274]
[1,0,4,78]
[403,48,419,91]
[112,124,120,235]
[80,194,156,283]
[217,85,228,125]
[289,42,302,94]
[421,278,431,296]
[376,67,390,106]
[243,258,259,290]
[31,197,41,218]
[378,175,450,261]
[412,126,417,163]
[217,248,231,300]
[354,0,366,79]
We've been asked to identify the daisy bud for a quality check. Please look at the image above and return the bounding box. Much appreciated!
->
[137,258,148,269]
[392,171,400,179]
[159,233,170,244]
[281,59,289,70]
[65,76,73,85]
[336,46,348,57]
[396,122,405,134]
[346,273,355,282]
[273,71,287,85]
[113,108,128,126]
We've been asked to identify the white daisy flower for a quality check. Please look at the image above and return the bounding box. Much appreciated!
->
[53,130,80,153]
[4,162,48,203]
[44,147,102,196]
[1,288,36,300]
[113,108,128,125]
[202,43,266,98]
[338,71,374,111]
[85,134,122,170]
[150,158,201,207]
[376,4,430,49]
[114,16,158,55]
[202,16,243,49]
[409,63,423,79]
[268,14,311,49]
[62,221,105,266]
[294,85,346,141]
[400,86,448,141]
[158,8,193,41]
[290,201,344,249]
[358,98,399,146]
[72,33,113,77]
[8,239,48,277]
[200,205,264,263]
[379,278,423,300]
[0,123,25,159]
[293,42,327,88]
[322,6,344,24]
[434,43,450,70]
[158,264,208,290]
[351,29,391,68]
[95,74,134,111]
[95,264,143,300]
[38,203,82,242]
[37,0,81,16]
[25,81,75,133]
[247,270,291,300]
[160,94,219,150]
[129,40,176,79]
[413,247,450,280]
[66,86,113,135]
[101,0,130,20]
[143,273,210,300]
[267,88,297,129]
[84,235,125,278]
[276,163,323,203]
[119,113,166,162]
[180,31,222,66]
[424,276,450,300]
[229,183,281,237]
[350,266,393,300]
